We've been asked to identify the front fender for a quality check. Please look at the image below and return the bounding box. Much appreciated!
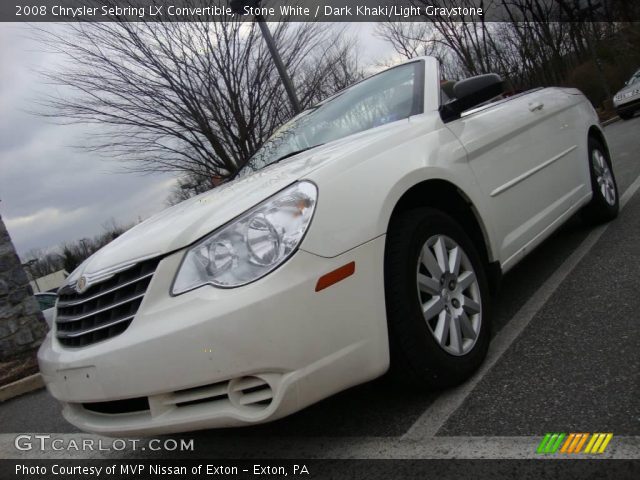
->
[299,113,498,261]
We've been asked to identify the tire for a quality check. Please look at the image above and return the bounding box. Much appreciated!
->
[581,138,619,225]
[384,208,491,390]
[617,111,634,120]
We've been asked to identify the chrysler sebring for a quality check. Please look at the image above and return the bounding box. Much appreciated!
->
[39,57,618,435]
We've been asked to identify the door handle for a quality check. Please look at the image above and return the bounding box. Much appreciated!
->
[528,101,544,112]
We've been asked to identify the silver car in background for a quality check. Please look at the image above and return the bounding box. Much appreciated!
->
[613,69,640,120]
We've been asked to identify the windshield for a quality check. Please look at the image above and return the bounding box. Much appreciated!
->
[628,72,640,86]
[237,61,423,177]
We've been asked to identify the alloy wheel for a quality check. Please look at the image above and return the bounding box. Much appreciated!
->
[592,149,616,206]
[416,235,482,356]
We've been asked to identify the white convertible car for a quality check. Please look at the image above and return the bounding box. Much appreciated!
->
[39,57,618,435]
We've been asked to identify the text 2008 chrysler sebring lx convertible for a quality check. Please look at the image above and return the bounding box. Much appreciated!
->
[39,57,619,436]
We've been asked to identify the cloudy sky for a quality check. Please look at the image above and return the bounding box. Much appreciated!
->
[0,22,394,259]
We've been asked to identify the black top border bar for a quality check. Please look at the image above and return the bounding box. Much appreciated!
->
[3,0,640,22]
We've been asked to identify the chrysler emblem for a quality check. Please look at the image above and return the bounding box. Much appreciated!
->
[76,276,88,293]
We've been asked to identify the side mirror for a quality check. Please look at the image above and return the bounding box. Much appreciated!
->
[440,74,504,122]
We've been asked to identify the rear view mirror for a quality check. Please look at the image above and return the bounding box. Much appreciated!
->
[440,74,504,122]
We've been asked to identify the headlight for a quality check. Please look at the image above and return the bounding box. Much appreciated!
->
[172,181,317,294]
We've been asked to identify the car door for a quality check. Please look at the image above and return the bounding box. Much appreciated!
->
[445,89,583,271]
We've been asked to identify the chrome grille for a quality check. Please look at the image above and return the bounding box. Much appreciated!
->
[56,258,159,348]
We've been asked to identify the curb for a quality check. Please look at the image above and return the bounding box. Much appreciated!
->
[0,373,44,402]
[601,116,620,127]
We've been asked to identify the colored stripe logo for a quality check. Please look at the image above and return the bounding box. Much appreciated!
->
[536,433,613,454]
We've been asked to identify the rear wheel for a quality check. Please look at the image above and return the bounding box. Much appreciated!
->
[582,138,619,224]
[384,208,491,390]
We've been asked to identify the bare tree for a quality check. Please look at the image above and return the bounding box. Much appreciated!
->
[165,171,224,206]
[34,1,362,182]
[22,218,132,276]
[22,248,64,278]
[381,0,639,104]
[375,21,439,60]
[374,21,460,78]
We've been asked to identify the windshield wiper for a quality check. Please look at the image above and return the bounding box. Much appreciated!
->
[232,144,324,182]
[271,144,324,165]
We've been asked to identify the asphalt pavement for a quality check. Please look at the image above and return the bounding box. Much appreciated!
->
[1,117,639,461]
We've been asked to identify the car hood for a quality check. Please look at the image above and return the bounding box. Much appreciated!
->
[70,120,413,281]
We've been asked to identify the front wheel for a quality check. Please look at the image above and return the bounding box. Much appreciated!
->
[582,138,619,225]
[384,208,491,390]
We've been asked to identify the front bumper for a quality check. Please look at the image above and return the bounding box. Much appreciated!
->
[614,95,640,113]
[38,236,389,436]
